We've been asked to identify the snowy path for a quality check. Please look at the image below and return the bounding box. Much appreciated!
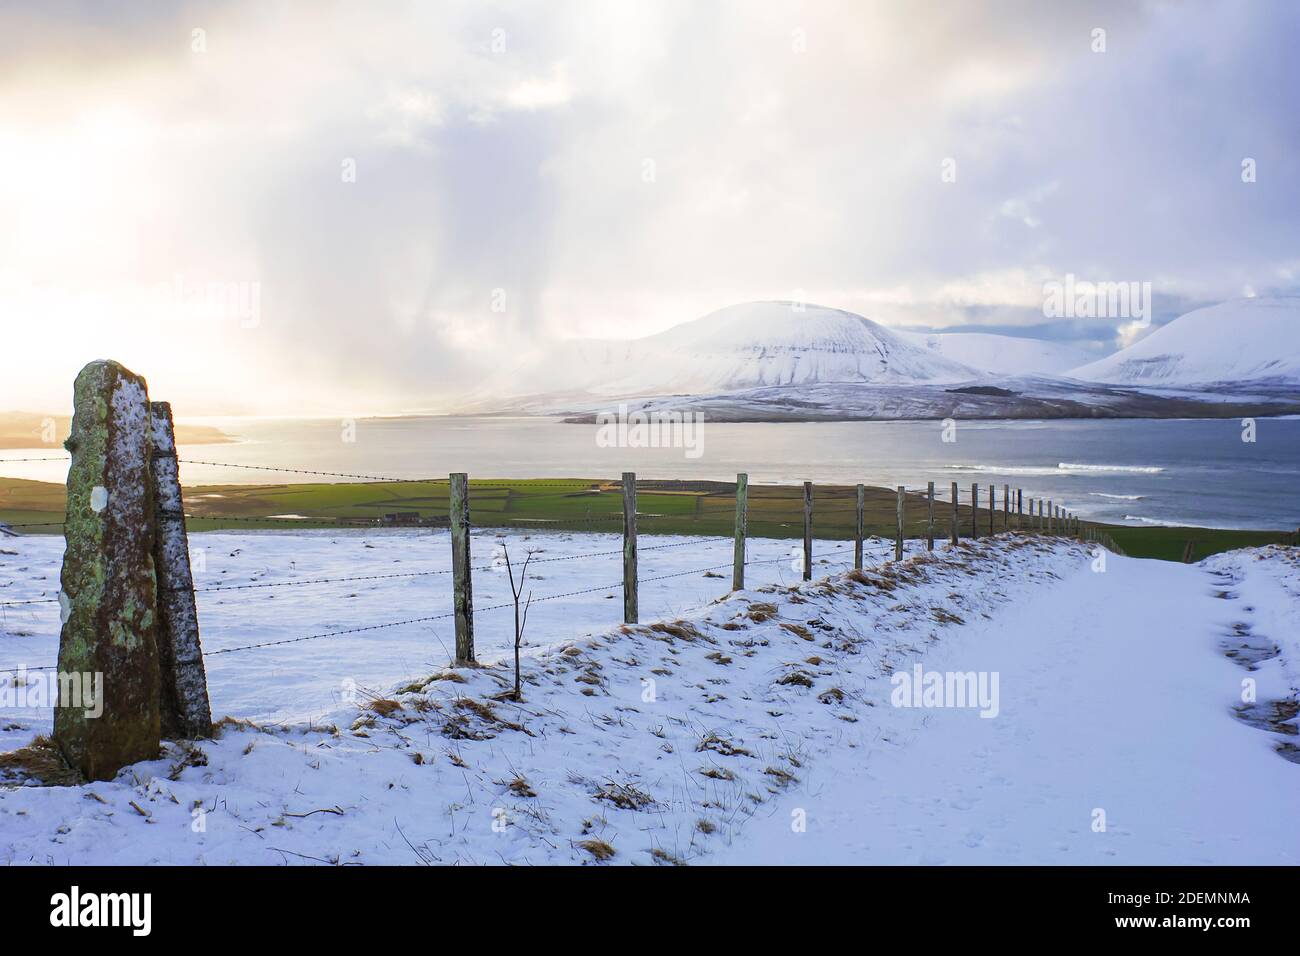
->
[711,552,1300,865]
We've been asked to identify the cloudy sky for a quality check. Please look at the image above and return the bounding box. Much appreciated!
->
[1,0,1297,415]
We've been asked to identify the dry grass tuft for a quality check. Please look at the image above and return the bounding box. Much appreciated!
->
[746,602,779,623]
[697,733,752,757]
[166,742,208,780]
[594,780,656,810]
[577,838,616,862]
[368,698,404,717]
[780,622,813,641]
[455,697,497,721]
[930,607,965,625]
[697,765,736,781]
[649,620,704,642]
[0,736,82,787]
[213,715,271,736]
[506,775,537,798]
[396,672,466,694]
[776,671,815,688]
[650,847,687,866]
[764,765,798,787]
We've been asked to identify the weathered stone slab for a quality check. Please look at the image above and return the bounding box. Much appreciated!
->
[54,361,161,780]
[150,401,212,739]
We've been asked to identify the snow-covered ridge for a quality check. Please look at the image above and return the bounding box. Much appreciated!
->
[1069,296,1300,387]
[470,298,1300,421]
[897,329,1092,376]
[493,302,984,400]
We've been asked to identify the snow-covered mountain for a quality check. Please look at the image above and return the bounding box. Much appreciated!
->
[499,302,982,399]
[897,330,1092,376]
[468,298,1300,421]
[1069,296,1300,388]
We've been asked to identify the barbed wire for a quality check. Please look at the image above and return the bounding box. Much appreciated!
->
[0,543,866,670]
[177,459,446,483]
[0,537,722,606]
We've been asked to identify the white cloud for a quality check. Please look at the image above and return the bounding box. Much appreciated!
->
[0,0,1296,414]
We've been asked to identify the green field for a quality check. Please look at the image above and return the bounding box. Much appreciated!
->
[2,475,1293,562]
[1104,525,1296,563]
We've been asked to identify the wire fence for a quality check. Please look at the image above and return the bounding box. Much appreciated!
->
[0,456,1081,678]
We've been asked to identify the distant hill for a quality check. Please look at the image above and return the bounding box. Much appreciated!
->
[1069,296,1300,388]
[0,412,232,450]
[897,330,1092,376]
[497,302,982,400]
[466,298,1300,422]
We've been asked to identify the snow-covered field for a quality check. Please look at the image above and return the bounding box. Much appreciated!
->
[0,529,881,736]
[0,530,1296,865]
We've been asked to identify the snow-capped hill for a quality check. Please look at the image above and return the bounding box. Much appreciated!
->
[628,302,980,391]
[470,298,1300,420]
[496,302,981,400]
[898,330,1093,376]
[1069,297,1300,387]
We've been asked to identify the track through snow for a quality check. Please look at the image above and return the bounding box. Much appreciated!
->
[712,551,1300,865]
[0,533,1296,865]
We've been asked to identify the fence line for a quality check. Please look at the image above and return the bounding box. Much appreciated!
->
[2,458,1095,679]
[0,544,860,674]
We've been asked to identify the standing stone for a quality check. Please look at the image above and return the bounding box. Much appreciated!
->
[150,402,212,739]
[54,361,161,780]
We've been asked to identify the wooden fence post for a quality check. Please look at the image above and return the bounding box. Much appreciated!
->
[1048,500,1054,534]
[988,483,995,536]
[802,481,813,581]
[1003,483,1010,530]
[854,483,865,570]
[623,472,638,623]
[449,472,475,663]
[970,483,979,538]
[1017,488,1023,530]
[733,473,747,591]
[895,485,905,561]
[926,481,935,551]
[150,402,212,740]
[950,481,959,544]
